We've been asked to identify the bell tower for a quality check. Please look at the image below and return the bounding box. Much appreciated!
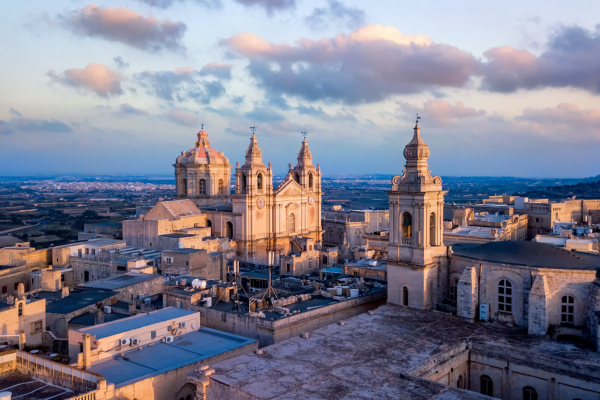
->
[387,119,447,310]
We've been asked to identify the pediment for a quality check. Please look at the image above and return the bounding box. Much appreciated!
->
[273,179,309,197]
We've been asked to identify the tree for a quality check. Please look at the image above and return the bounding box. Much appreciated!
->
[82,210,99,219]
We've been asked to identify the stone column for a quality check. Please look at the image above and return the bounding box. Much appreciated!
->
[19,330,26,350]
[83,333,92,369]
[528,275,550,335]
[457,267,478,321]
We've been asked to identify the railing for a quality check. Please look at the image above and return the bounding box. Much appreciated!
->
[402,238,412,245]
[67,393,96,400]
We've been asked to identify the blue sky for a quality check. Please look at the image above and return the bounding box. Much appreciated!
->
[2,0,600,177]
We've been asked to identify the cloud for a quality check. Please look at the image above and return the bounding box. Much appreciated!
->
[516,103,600,132]
[134,0,221,9]
[396,99,485,127]
[199,63,233,80]
[305,0,366,30]
[47,63,123,97]
[221,25,479,104]
[481,24,600,93]
[113,56,130,70]
[60,5,186,52]
[162,108,200,126]
[0,111,72,135]
[234,0,296,14]
[244,106,285,122]
[296,104,357,122]
[117,103,149,116]
[135,67,225,104]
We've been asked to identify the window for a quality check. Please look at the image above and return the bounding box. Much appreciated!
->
[293,172,300,183]
[402,287,409,306]
[18,303,23,316]
[1,286,6,294]
[14,282,19,291]
[429,212,436,246]
[535,217,539,223]
[84,271,90,282]
[85,248,89,255]
[241,174,247,192]
[32,320,43,333]
[449,278,458,305]
[308,173,313,189]
[151,330,156,339]
[402,212,412,238]
[226,222,233,239]
[289,213,296,233]
[523,386,537,400]
[561,295,575,325]
[457,375,463,389]
[286,263,291,272]
[218,179,224,194]
[182,178,187,195]
[498,279,512,313]
[480,375,493,396]
[165,257,173,265]
[199,179,206,195]
[91,249,96,255]
[257,173,263,190]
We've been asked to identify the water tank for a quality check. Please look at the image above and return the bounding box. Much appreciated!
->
[177,242,184,249]
[179,278,187,286]
[0,392,11,400]
[192,279,207,289]
[350,289,359,298]
[368,260,377,267]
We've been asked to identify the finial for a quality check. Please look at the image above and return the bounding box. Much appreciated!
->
[268,162,272,169]
[201,123,204,130]
[416,113,421,125]
[250,124,257,135]
[301,131,307,138]
[236,161,239,168]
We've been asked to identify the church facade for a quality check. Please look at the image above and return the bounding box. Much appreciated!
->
[175,128,323,261]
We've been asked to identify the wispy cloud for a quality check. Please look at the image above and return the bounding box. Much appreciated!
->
[162,108,200,126]
[1,110,72,135]
[305,0,366,30]
[47,63,123,97]
[234,0,296,15]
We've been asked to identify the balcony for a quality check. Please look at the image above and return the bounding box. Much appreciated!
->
[402,237,412,245]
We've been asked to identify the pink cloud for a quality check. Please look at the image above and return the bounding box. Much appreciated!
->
[162,108,200,127]
[47,63,122,97]
[397,99,485,127]
[61,4,186,52]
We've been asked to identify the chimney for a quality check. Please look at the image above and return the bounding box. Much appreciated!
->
[83,333,92,369]
[17,283,24,297]
[61,282,69,299]
[94,309,104,325]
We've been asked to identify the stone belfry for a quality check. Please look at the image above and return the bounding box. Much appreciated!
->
[387,119,447,310]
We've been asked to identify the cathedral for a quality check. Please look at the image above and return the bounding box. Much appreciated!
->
[174,127,323,261]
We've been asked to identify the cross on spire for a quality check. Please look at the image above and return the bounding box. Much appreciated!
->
[201,123,204,130]
[250,124,257,135]
[416,113,421,125]
[301,131,307,138]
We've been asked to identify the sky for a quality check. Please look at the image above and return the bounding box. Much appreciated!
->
[1,1,600,178]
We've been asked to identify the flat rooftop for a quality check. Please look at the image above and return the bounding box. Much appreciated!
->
[452,241,600,269]
[163,248,204,254]
[160,233,195,238]
[446,225,505,238]
[79,273,161,290]
[199,202,233,212]
[44,289,117,314]
[87,327,256,387]
[0,371,77,399]
[69,311,130,327]
[346,259,386,269]
[78,307,196,339]
[208,304,600,399]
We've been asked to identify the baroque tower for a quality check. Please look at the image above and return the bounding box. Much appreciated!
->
[387,121,447,310]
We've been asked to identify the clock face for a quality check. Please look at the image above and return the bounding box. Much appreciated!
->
[308,196,315,205]
[257,197,265,209]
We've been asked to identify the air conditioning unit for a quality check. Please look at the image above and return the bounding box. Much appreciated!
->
[138,294,146,300]
[104,306,112,314]
[131,338,139,346]
[164,335,174,343]
[179,322,186,328]
[479,304,489,322]
[144,298,151,305]
[120,337,130,346]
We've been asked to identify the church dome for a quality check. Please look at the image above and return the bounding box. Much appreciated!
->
[176,129,230,167]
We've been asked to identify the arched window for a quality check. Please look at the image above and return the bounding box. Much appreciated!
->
[449,278,458,305]
[226,222,233,239]
[402,287,409,306]
[241,174,247,193]
[457,375,463,389]
[289,213,296,233]
[182,178,187,195]
[480,375,493,396]
[199,179,206,195]
[498,279,513,313]
[257,173,263,190]
[430,212,436,246]
[523,386,537,400]
[293,172,300,183]
[561,295,575,325]
[323,255,328,265]
[18,303,23,317]
[206,220,212,235]
[308,173,313,189]
[218,179,224,194]
[402,212,412,238]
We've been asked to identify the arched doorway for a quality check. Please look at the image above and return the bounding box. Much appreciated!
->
[206,220,212,236]
[226,221,233,239]
[84,271,90,282]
